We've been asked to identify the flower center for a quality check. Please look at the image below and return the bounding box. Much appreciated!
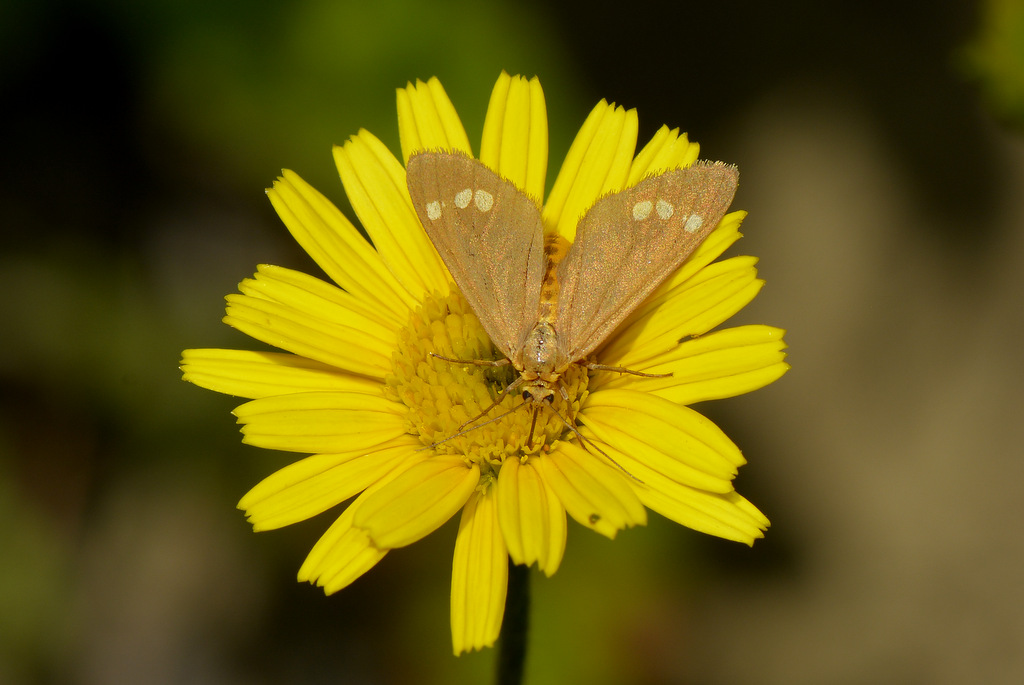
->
[385,290,588,473]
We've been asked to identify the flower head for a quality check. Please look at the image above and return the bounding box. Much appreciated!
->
[181,72,789,655]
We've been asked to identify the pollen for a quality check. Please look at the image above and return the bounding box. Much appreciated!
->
[384,290,589,475]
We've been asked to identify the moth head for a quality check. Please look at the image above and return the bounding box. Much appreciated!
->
[521,380,557,406]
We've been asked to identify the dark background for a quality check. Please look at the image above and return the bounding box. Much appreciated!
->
[2,0,1023,683]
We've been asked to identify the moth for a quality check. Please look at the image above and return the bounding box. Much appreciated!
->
[406,150,738,442]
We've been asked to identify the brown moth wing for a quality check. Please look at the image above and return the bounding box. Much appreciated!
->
[406,151,546,359]
[555,161,739,362]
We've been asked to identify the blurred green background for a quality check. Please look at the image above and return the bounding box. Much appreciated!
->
[2,0,1023,683]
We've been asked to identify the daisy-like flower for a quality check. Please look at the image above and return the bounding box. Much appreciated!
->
[181,72,788,655]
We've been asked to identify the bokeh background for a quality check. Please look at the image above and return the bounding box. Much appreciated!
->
[3,0,1023,683]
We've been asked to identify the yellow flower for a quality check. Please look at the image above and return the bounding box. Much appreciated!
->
[180,72,789,655]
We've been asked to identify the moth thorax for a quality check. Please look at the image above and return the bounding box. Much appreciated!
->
[518,321,565,381]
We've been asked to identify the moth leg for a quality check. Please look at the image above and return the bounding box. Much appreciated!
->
[526,406,539,450]
[584,362,670,378]
[548,409,642,484]
[556,382,574,425]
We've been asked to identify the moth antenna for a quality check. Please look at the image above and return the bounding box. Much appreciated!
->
[451,375,524,434]
[430,351,511,369]
[429,351,523,434]
[420,397,530,451]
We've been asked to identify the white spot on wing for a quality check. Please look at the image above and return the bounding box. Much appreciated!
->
[455,188,472,209]
[426,200,441,221]
[684,214,703,233]
[474,189,494,212]
[656,199,674,219]
[632,200,652,221]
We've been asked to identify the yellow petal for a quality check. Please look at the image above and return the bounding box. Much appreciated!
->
[543,100,638,240]
[240,264,399,341]
[299,509,388,594]
[496,457,566,576]
[180,348,380,399]
[655,361,789,404]
[299,464,430,593]
[479,72,548,203]
[583,388,745,469]
[238,436,421,531]
[296,464,423,594]
[334,131,450,297]
[638,481,769,545]
[223,293,392,379]
[397,77,472,161]
[533,442,646,539]
[591,325,790,403]
[600,256,764,368]
[353,456,480,549]
[267,170,416,317]
[234,392,406,453]
[627,125,700,183]
[450,488,508,655]
[580,390,741,492]
[592,440,768,545]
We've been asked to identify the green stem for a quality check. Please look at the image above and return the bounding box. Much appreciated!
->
[496,560,530,685]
